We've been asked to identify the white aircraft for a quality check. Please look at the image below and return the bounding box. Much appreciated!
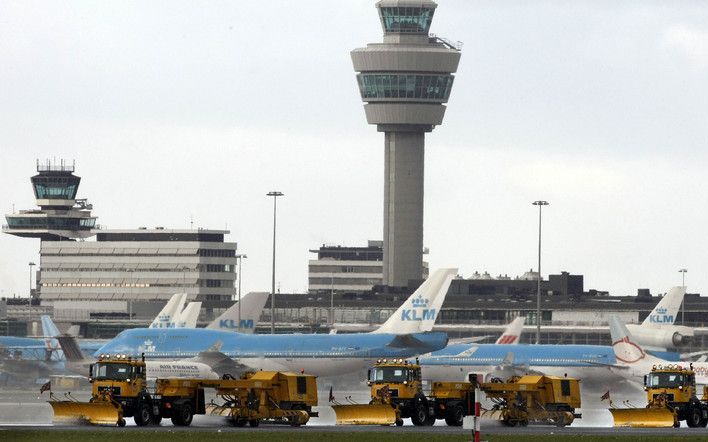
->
[207,292,269,333]
[494,317,526,344]
[173,302,202,328]
[626,286,692,350]
[149,293,188,329]
[609,315,708,386]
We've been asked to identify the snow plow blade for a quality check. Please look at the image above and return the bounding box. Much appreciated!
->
[332,404,397,425]
[49,400,122,426]
[610,408,676,428]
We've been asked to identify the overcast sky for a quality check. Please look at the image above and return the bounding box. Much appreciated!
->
[1,1,707,299]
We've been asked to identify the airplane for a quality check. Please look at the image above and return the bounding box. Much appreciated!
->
[54,332,220,380]
[93,268,458,377]
[626,286,692,350]
[608,315,708,386]
[149,293,188,328]
[0,292,269,383]
[173,302,202,328]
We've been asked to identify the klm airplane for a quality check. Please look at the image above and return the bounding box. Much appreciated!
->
[0,292,269,383]
[95,269,457,377]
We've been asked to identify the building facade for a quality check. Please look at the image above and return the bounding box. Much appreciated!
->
[39,228,237,320]
[308,240,429,293]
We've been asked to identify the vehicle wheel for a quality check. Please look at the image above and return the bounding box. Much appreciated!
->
[520,419,529,427]
[411,405,427,426]
[687,407,702,428]
[152,415,162,425]
[134,403,152,426]
[249,419,260,427]
[423,413,435,426]
[504,418,518,427]
[673,420,680,428]
[445,405,464,427]
[699,417,708,428]
[232,418,247,427]
[117,418,126,427]
[179,403,193,426]
[395,418,404,426]
[410,394,429,426]
[554,416,566,427]
[289,415,301,427]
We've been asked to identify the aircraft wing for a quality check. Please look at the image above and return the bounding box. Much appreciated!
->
[680,350,708,360]
[448,336,491,345]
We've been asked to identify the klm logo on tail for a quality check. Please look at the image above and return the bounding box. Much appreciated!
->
[648,307,673,324]
[219,319,255,330]
[401,295,436,321]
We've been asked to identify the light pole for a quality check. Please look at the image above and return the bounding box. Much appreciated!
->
[679,268,687,324]
[267,191,284,334]
[532,200,549,344]
[28,261,36,334]
[236,254,247,330]
[330,275,334,328]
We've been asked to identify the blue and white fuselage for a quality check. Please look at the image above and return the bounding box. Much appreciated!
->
[420,343,621,385]
[95,328,449,377]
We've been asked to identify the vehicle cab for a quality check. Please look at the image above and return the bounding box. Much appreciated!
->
[90,354,147,400]
[367,358,422,400]
[644,364,696,404]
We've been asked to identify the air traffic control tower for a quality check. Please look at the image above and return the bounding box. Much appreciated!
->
[352,1,461,288]
[3,160,97,240]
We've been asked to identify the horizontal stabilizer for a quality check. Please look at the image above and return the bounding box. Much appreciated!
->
[55,336,85,362]
[386,334,426,349]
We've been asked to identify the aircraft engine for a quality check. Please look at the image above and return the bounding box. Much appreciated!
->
[626,324,693,349]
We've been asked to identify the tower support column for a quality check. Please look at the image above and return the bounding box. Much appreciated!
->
[383,131,424,287]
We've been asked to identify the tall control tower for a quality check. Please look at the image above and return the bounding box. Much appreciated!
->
[352,1,461,288]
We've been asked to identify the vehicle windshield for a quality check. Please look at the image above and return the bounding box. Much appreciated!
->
[647,372,685,388]
[93,363,134,381]
[370,367,412,383]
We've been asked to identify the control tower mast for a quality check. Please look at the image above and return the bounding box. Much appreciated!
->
[352,1,461,288]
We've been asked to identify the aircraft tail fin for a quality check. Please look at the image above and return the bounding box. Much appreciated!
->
[641,286,686,326]
[41,315,61,338]
[149,293,187,328]
[609,315,646,365]
[495,317,526,344]
[206,291,269,333]
[175,302,202,328]
[373,268,457,335]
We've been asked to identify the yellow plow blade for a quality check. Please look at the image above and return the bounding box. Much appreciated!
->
[610,408,676,428]
[49,401,122,426]
[332,404,397,425]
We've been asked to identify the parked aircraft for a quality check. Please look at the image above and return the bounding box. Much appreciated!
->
[608,315,708,386]
[0,292,268,382]
[625,286,692,350]
[94,269,457,377]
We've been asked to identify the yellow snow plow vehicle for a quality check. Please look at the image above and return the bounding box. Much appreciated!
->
[331,358,473,426]
[479,374,582,427]
[49,354,318,427]
[610,364,708,428]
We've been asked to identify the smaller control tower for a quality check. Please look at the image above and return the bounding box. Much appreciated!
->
[3,160,97,240]
[352,1,461,288]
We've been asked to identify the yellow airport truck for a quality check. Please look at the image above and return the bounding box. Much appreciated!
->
[333,358,473,426]
[480,374,582,427]
[332,359,581,427]
[611,364,708,428]
[49,354,318,427]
